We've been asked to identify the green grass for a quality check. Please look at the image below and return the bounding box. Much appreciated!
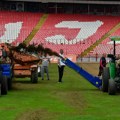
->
[0,63,120,120]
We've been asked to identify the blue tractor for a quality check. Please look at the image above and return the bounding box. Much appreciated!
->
[0,63,12,95]
[0,64,12,95]
[0,45,12,95]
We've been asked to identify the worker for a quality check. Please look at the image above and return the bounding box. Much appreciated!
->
[98,54,107,76]
[41,53,50,80]
[58,49,66,82]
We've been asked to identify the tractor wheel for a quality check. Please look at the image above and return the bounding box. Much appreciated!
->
[0,84,1,96]
[0,72,2,96]
[108,79,116,95]
[31,69,38,83]
[102,67,110,92]
[1,76,8,95]
[7,77,12,90]
[38,72,41,77]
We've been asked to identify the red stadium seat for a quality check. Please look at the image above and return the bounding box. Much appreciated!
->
[0,11,42,45]
[31,14,120,55]
[1,11,120,55]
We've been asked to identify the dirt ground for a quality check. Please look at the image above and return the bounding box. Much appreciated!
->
[78,62,99,76]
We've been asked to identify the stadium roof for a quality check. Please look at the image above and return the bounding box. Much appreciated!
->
[5,0,120,5]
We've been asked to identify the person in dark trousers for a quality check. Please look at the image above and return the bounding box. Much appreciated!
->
[1,45,7,61]
[41,53,50,80]
[58,49,65,82]
[98,54,107,76]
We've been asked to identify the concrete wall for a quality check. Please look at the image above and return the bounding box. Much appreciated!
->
[5,0,120,5]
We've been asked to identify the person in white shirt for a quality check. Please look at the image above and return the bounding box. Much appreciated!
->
[58,49,65,82]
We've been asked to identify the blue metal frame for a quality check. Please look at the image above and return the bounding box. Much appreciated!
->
[64,59,102,89]
[0,64,11,77]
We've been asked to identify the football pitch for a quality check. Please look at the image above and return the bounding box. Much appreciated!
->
[0,63,120,120]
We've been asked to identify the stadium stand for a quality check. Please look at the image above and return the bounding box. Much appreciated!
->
[1,10,120,56]
[30,14,120,55]
[93,24,120,55]
[0,11,42,45]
